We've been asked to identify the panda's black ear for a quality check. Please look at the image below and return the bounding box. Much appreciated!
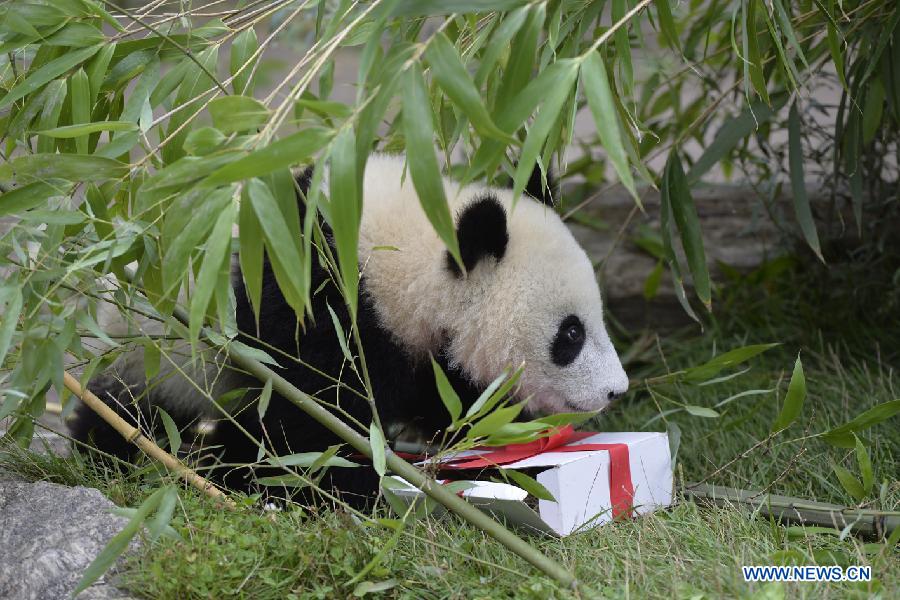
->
[523,161,557,206]
[446,195,508,277]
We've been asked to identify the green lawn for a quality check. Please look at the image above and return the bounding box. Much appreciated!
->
[2,254,898,599]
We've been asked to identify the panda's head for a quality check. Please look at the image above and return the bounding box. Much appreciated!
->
[358,155,627,417]
[439,191,629,416]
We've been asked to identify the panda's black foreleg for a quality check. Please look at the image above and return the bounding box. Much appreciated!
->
[196,397,382,510]
[68,372,151,463]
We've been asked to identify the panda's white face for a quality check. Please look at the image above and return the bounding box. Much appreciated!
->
[442,194,629,416]
[357,154,628,417]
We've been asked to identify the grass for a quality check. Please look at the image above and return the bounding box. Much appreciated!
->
[2,249,899,598]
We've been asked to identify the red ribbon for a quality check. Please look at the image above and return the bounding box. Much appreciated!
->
[441,425,635,519]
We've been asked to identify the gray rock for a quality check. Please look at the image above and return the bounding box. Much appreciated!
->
[0,479,138,600]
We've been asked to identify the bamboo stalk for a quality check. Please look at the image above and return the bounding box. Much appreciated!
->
[158,304,581,589]
[684,482,900,539]
[62,371,236,509]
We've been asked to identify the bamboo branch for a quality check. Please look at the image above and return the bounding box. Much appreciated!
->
[62,371,236,510]
[80,268,578,588]
[145,307,579,587]
[684,482,900,539]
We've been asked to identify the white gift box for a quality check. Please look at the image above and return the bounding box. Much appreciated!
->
[388,431,673,536]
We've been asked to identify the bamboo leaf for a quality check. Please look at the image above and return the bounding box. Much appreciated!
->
[744,0,770,105]
[238,185,264,321]
[500,469,555,501]
[664,151,711,310]
[581,51,638,202]
[267,451,359,469]
[832,463,866,503]
[209,96,270,135]
[861,79,885,144]
[205,127,333,186]
[120,57,160,130]
[820,400,900,447]
[229,340,281,368]
[370,422,386,477]
[157,408,182,453]
[467,404,525,440]
[185,127,226,156]
[255,475,308,488]
[0,287,23,367]
[667,422,681,462]
[611,0,634,97]
[788,102,823,262]
[328,127,361,317]
[295,97,353,121]
[189,201,236,344]
[35,79,67,153]
[104,49,156,93]
[146,487,179,542]
[816,0,847,89]
[246,178,306,317]
[644,260,664,299]
[655,0,681,51]
[854,435,874,494]
[162,47,219,164]
[425,32,512,142]
[658,166,700,324]
[512,60,578,202]
[682,343,780,383]
[464,371,508,419]
[474,7,529,86]
[684,405,721,418]
[257,379,273,420]
[468,59,575,182]
[430,357,462,426]
[772,355,807,432]
[161,187,232,297]
[0,181,68,216]
[0,44,102,110]
[391,1,528,16]
[230,27,259,95]
[0,154,127,184]
[69,68,90,155]
[36,121,138,138]
[353,580,399,597]
[494,4,543,119]
[401,65,462,269]
[326,303,353,362]
[143,340,159,380]
[86,43,115,101]
[772,0,808,69]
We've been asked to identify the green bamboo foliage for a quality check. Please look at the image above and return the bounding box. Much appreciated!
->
[0,0,898,581]
[0,0,894,440]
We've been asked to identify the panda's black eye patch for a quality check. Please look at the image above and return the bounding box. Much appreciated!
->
[550,315,585,367]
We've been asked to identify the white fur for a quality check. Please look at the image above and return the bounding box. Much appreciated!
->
[357,155,628,415]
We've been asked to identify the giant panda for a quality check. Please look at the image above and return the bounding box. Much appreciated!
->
[70,154,629,506]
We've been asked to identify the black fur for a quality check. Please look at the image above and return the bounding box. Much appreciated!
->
[71,167,485,508]
[524,162,557,206]
[70,374,148,462]
[550,314,585,367]
[446,194,509,277]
